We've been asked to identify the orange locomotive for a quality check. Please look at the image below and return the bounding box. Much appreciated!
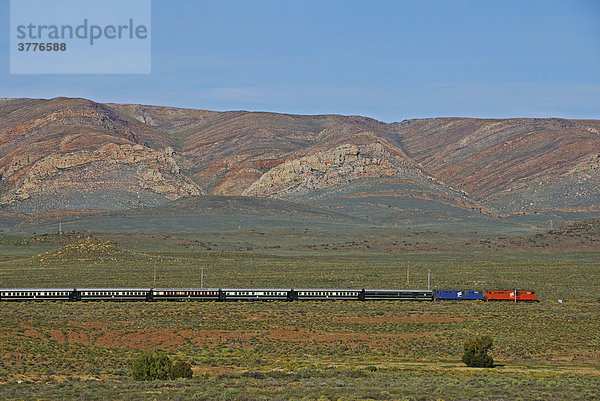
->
[484,290,538,302]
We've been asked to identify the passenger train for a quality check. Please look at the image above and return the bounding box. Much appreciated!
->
[0,288,538,302]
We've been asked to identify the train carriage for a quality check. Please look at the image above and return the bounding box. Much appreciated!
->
[363,289,434,301]
[77,288,151,301]
[151,288,220,301]
[294,289,361,301]
[220,288,292,301]
[0,288,74,301]
[434,290,484,301]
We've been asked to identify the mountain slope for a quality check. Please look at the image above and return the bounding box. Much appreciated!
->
[1,97,598,225]
[0,98,203,210]
[388,118,600,213]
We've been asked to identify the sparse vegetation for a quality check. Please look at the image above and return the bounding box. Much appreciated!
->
[0,229,598,400]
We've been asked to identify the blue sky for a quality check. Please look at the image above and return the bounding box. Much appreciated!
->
[1,0,599,122]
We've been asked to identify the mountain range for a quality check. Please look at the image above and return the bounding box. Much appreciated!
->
[0,97,598,229]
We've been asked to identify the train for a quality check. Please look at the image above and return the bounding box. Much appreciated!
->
[0,288,538,302]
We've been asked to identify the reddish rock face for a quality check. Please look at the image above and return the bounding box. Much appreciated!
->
[388,118,600,212]
[0,98,203,209]
[1,97,599,217]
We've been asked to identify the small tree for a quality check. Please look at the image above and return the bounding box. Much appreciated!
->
[132,351,174,381]
[131,351,193,380]
[171,360,193,379]
[462,335,494,368]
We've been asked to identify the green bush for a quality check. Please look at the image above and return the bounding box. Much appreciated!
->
[131,351,173,381]
[172,360,193,379]
[131,351,193,380]
[462,335,495,368]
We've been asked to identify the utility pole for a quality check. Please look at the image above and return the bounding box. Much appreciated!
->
[406,261,410,287]
[153,260,157,288]
[550,220,553,230]
[427,269,431,290]
[201,267,204,289]
[58,222,62,234]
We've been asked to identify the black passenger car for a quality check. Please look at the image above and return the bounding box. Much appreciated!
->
[363,289,434,301]
[294,289,361,301]
[0,288,74,301]
[151,288,220,301]
[76,288,150,301]
[220,288,291,301]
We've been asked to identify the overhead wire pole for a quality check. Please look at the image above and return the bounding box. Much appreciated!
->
[201,267,204,289]
[153,259,157,288]
[428,269,431,290]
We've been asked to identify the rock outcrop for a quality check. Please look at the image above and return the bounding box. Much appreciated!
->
[243,143,401,197]
[1,143,203,204]
[0,98,203,209]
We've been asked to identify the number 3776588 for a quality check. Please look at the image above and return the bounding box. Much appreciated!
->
[18,43,67,51]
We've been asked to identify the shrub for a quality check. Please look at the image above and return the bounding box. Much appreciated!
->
[132,351,173,381]
[172,360,193,379]
[131,351,193,380]
[462,335,495,368]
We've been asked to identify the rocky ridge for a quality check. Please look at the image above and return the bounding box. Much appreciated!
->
[0,97,598,221]
[2,143,202,204]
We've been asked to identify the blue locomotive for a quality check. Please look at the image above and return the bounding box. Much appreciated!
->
[433,290,484,300]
